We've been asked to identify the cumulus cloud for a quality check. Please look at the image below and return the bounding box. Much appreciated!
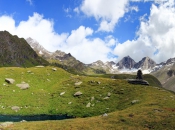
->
[0,13,117,64]
[77,0,129,32]
[114,0,175,63]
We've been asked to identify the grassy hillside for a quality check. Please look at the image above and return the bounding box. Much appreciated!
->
[90,73,162,88]
[152,63,175,91]
[0,66,175,129]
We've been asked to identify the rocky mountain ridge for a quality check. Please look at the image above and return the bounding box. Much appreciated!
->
[0,31,48,67]
[26,37,175,74]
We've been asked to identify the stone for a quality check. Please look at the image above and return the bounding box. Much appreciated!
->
[36,65,44,68]
[5,78,15,84]
[91,104,95,107]
[60,92,65,96]
[131,100,139,104]
[74,91,83,96]
[91,96,95,101]
[103,97,109,100]
[27,70,31,73]
[68,102,72,105]
[86,102,91,107]
[102,113,108,117]
[0,122,14,127]
[127,79,149,86]
[107,92,111,97]
[16,83,30,90]
[52,68,57,71]
[11,106,20,112]
[75,82,82,86]
[97,81,101,84]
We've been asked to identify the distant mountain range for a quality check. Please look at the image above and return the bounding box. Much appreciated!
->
[26,37,175,75]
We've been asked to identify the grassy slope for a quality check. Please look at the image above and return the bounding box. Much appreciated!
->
[0,66,175,129]
[152,63,175,91]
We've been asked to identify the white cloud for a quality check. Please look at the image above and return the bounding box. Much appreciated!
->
[77,0,129,32]
[73,7,80,14]
[114,0,175,63]
[0,13,117,64]
[26,0,33,5]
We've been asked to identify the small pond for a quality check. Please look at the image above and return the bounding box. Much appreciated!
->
[0,114,73,122]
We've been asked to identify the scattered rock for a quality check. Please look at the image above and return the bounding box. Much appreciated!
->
[20,120,27,123]
[86,102,91,107]
[75,82,82,86]
[0,122,14,127]
[107,92,111,97]
[127,79,149,86]
[27,70,31,73]
[68,102,72,105]
[52,68,57,71]
[60,92,65,96]
[74,91,83,96]
[91,104,95,107]
[36,65,44,68]
[91,96,95,101]
[103,97,109,100]
[131,100,139,104]
[97,81,101,84]
[102,113,108,117]
[11,106,20,112]
[5,78,15,84]
[16,83,30,90]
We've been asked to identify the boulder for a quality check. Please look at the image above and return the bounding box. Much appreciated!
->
[75,82,82,86]
[52,68,57,71]
[74,91,83,96]
[0,122,14,127]
[103,97,109,100]
[16,83,30,90]
[35,65,44,68]
[11,106,20,112]
[60,92,65,96]
[91,96,95,101]
[131,100,139,104]
[5,78,15,84]
[127,79,149,85]
[86,102,91,107]
[107,92,111,97]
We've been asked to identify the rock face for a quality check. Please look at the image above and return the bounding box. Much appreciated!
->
[116,56,136,69]
[134,57,156,70]
[0,31,48,67]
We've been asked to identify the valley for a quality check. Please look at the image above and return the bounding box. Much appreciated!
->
[0,31,175,129]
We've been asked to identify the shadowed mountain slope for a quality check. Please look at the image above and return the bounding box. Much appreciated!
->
[0,31,48,67]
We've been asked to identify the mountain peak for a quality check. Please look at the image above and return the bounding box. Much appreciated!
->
[117,56,136,69]
[134,56,156,70]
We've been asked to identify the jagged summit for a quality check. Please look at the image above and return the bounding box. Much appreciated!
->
[116,56,136,69]
[134,57,156,70]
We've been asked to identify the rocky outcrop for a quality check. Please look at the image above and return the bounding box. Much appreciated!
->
[127,79,149,85]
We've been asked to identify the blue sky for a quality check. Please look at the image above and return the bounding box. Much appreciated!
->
[0,0,175,64]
